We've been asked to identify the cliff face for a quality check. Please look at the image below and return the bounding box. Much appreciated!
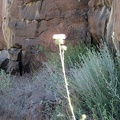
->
[88,0,111,44]
[88,0,120,55]
[0,0,120,53]
[1,0,89,51]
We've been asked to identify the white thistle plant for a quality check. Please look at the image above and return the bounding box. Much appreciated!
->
[52,34,76,120]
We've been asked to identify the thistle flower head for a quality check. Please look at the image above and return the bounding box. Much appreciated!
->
[52,34,66,40]
[53,34,66,45]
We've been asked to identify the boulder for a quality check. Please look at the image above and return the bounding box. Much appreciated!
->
[0,44,23,75]
[0,50,9,71]
[0,50,9,65]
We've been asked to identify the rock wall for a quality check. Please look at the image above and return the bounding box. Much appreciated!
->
[0,0,120,54]
[1,0,89,51]
[88,0,111,45]
[113,0,120,55]
[88,0,120,55]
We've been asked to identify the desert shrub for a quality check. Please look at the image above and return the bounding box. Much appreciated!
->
[47,43,87,69]
[47,44,120,120]
[0,70,11,94]
[69,45,120,120]
[47,52,61,69]
[64,43,87,68]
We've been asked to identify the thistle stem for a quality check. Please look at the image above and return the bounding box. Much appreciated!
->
[59,45,76,120]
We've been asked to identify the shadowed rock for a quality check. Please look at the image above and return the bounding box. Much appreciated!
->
[3,44,23,76]
[0,50,9,71]
[0,58,9,72]
[0,43,43,75]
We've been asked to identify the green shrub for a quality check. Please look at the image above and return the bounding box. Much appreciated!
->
[64,43,87,68]
[47,43,87,69]
[47,44,120,120]
[69,45,120,120]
